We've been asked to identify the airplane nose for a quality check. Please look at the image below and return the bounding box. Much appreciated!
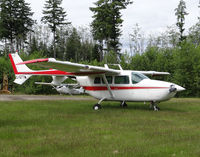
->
[169,84,185,93]
[175,85,185,92]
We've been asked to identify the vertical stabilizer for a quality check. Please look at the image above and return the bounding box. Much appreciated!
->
[9,53,32,85]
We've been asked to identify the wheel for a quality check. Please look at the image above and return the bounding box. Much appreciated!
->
[120,101,128,108]
[153,106,160,111]
[93,104,101,110]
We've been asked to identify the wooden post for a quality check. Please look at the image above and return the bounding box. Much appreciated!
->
[0,73,11,94]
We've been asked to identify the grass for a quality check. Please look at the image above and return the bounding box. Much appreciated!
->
[0,98,200,157]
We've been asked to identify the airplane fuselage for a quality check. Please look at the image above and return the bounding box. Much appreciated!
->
[76,70,184,102]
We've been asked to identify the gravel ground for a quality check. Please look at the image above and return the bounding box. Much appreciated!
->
[0,95,95,101]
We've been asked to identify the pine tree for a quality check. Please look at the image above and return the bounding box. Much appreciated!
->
[15,0,34,50]
[175,0,188,43]
[0,0,15,49]
[41,0,70,58]
[66,28,81,62]
[90,0,132,61]
[0,0,34,51]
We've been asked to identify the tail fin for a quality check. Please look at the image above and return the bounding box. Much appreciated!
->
[9,53,32,85]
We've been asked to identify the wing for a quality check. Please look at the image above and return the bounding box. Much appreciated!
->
[15,53,169,76]
[17,58,120,75]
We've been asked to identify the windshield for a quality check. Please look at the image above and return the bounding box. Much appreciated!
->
[132,72,149,84]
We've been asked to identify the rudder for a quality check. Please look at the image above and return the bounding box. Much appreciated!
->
[9,53,32,85]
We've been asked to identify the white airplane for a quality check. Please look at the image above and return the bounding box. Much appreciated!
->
[35,81,85,95]
[55,85,84,95]
[9,52,185,111]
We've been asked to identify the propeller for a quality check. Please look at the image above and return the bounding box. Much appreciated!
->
[169,84,177,93]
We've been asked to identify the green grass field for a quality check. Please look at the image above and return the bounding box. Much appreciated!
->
[0,97,200,157]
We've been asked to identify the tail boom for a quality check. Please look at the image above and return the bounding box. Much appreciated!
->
[9,53,72,85]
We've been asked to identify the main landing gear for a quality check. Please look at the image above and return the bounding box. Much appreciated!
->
[93,104,102,110]
[93,100,128,110]
[120,101,128,108]
[93,98,106,110]
[93,99,160,111]
[150,101,160,111]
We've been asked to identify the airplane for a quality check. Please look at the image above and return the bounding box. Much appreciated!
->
[35,81,85,95]
[9,52,185,111]
[55,85,84,95]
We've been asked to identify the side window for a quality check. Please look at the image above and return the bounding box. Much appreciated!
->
[115,76,129,84]
[132,72,148,84]
[102,76,113,84]
[94,77,101,84]
[132,74,142,84]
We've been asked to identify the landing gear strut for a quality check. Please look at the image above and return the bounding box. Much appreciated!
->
[120,101,128,108]
[150,101,160,111]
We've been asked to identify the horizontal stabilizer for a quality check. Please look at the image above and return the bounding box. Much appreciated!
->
[14,75,31,85]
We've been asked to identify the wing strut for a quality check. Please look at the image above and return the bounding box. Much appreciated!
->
[102,74,114,98]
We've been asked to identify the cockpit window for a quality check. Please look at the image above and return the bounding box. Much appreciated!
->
[132,72,149,84]
[94,77,101,84]
[115,76,129,84]
[102,76,113,84]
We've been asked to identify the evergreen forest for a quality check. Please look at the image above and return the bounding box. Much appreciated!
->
[0,0,200,97]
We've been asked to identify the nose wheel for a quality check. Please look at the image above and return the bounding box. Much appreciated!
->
[153,105,160,111]
[120,101,128,108]
[150,101,160,111]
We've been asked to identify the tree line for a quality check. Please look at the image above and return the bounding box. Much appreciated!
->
[0,0,200,97]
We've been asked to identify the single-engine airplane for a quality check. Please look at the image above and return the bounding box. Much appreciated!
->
[9,52,185,111]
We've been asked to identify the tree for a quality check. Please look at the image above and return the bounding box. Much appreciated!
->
[0,0,15,50]
[55,26,69,60]
[188,1,200,45]
[78,26,95,62]
[175,0,188,43]
[90,0,132,61]
[188,22,200,45]
[15,0,34,50]
[28,25,51,56]
[145,25,179,49]
[0,0,34,52]
[198,0,200,20]
[65,28,81,62]
[41,0,70,58]
[129,24,145,55]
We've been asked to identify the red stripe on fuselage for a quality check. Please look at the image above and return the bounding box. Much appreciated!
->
[83,86,169,91]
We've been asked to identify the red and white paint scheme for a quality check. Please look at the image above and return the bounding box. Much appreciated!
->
[9,52,185,111]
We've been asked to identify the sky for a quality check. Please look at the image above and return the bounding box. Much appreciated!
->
[26,0,200,50]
